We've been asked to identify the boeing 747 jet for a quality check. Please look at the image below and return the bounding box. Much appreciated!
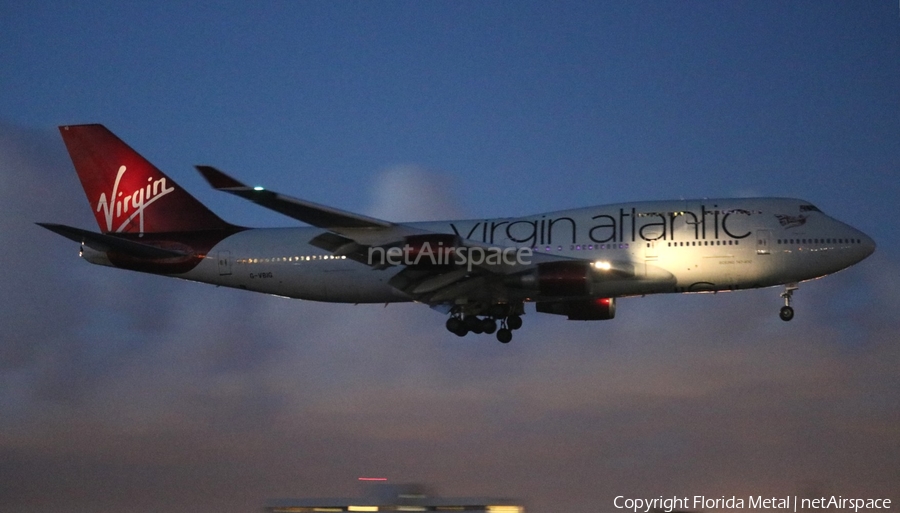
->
[40,125,876,343]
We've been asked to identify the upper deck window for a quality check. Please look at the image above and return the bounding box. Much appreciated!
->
[800,204,821,212]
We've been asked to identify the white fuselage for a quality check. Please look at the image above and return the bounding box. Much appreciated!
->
[84,197,875,304]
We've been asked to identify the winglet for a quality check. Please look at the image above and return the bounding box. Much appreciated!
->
[196,165,247,190]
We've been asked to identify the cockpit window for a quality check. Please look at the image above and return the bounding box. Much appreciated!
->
[800,204,821,213]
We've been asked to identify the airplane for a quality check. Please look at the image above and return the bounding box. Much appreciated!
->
[39,124,876,343]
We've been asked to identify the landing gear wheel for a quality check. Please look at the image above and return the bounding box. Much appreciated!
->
[496,328,512,344]
[446,317,462,333]
[482,319,497,334]
[779,283,798,322]
[446,317,468,336]
[465,316,484,334]
[779,306,794,322]
[507,315,523,330]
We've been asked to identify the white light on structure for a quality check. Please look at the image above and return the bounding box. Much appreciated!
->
[253,186,265,191]
[592,260,611,270]
[348,507,379,512]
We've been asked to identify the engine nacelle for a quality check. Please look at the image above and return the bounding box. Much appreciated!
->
[536,298,616,320]
[370,234,462,267]
[402,233,461,260]
[515,261,592,297]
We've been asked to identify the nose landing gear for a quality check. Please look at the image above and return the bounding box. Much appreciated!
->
[779,283,798,321]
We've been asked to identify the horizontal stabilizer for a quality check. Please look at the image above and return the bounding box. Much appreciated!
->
[196,165,393,230]
[37,223,188,259]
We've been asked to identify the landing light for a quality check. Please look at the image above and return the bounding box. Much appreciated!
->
[592,260,611,271]
[253,186,265,191]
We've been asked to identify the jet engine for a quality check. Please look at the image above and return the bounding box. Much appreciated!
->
[513,261,593,296]
[369,233,462,267]
[402,233,461,260]
[535,297,617,320]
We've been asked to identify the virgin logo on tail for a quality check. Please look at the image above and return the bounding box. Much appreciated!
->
[96,165,175,233]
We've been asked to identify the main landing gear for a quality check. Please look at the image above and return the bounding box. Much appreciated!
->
[446,312,524,343]
[779,283,798,321]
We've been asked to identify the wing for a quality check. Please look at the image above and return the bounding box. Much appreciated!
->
[195,166,634,311]
[196,165,559,265]
[196,165,428,246]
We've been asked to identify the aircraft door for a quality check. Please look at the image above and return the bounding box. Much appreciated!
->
[644,240,659,277]
[218,251,232,275]
[756,230,773,255]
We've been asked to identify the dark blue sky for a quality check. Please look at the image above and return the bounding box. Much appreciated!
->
[1,2,898,512]
[3,2,898,225]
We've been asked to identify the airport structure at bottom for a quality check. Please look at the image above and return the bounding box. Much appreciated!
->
[264,483,523,513]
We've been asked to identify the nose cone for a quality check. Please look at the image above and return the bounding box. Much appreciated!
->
[844,224,876,266]
[859,231,876,260]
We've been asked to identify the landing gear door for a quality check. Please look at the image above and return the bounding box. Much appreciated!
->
[218,251,232,275]
[756,230,773,255]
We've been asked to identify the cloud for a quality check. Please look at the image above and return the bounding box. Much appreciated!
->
[367,164,463,222]
[0,123,897,513]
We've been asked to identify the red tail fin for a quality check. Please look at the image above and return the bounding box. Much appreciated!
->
[59,124,232,234]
